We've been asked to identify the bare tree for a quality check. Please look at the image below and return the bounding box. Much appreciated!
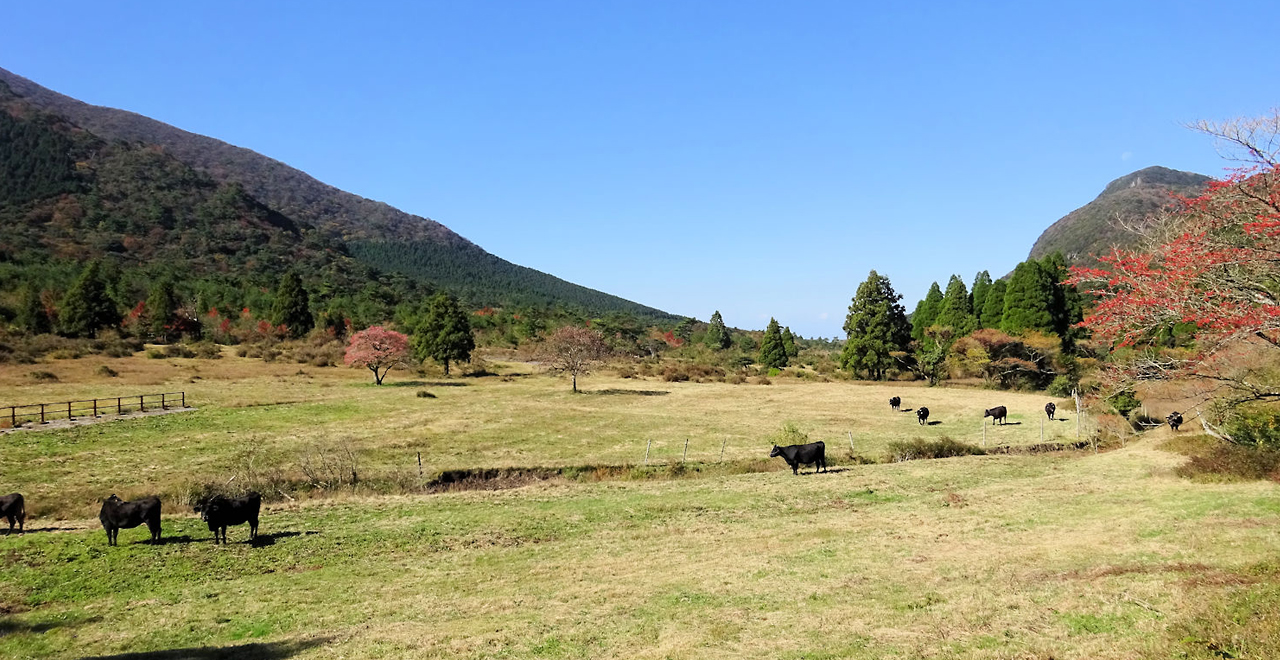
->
[543,326,611,393]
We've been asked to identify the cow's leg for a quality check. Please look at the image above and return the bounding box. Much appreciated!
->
[250,519,258,540]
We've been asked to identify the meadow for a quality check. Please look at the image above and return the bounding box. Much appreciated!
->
[0,352,1276,660]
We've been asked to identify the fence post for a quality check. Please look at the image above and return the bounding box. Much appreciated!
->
[9,407,14,428]
[139,395,145,413]
[720,438,727,462]
[181,392,186,408]
[40,404,46,424]
[848,431,855,452]
[117,397,123,415]
[644,439,651,465]
[68,401,73,421]
[93,399,98,417]
[417,452,423,478]
[162,393,167,410]
[682,439,689,464]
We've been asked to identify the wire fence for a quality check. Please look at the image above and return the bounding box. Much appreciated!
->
[2,392,188,428]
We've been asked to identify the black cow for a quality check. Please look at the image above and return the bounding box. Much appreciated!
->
[1,493,25,535]
[1045,402,1056,420]
[1167,411,1184,431]
[99,495,161,546]
[770,441,827,475]
[984,406,1008,425]
[917,407,930,425]
[889,396,901,411]
[195,492,261,544]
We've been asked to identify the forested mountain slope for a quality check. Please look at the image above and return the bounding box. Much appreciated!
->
[1028,166,1212,263]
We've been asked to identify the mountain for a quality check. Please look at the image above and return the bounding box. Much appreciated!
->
[0,66,675,322]
[1028,166,1213,263]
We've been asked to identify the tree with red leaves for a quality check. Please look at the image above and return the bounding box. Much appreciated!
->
[543,325,610,393]
[1066,111,1280,436]
[344,326,411,385]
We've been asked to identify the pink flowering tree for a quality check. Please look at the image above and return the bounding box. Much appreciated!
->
[344,326,411,385]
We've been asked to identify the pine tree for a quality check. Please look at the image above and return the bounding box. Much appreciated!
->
[60,260,120,338]
[1041,252,1084,338]
[1001,260,1057,334]
[781,326,799,358]
[911,282,944,341]
[758,318,788,369]
[146,278,180,342]
[271,271,313,338]
[971,271,992,328]
[413,293,475,376]
[18,283,51,335]
[841,270,911,380]
[935,274,976,338]
[980,279,1007,329]
[706,310,731,350]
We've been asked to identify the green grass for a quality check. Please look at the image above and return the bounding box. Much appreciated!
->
[1,445,1277,659]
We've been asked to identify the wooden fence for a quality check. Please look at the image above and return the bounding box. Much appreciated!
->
[2,392,188,428]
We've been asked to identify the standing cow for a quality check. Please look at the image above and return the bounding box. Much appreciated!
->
[1045,402,1056,420]
[769,441,827,475]
[984,406,1008,425]
[1167,411,1184,431]
[889,396,901,411]
[1,493,25,535]
[99,495,162,546]
[195,492,262,544]
[916,407,930,425]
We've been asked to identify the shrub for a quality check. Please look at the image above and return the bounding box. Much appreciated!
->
[49,348,82,360]
[1174,441,1280,482]
[145,349,166,359]
[1224,409,1280,450]
[1108,390,1141,417]
[615,364,637,379]
[190,342,223,359]
[756,376,772,385]
[726,374,746,385]
[1046,375,1076,398]
[886,437,986,462]
[164,344,195,358]
[235,346,250,358]
[96,365,119,378]
[28,370,58,382]
[770,422,810,447]
[417,390,436,398]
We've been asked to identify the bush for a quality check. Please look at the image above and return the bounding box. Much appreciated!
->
[416,390,436,399]
[756,376,772,385]
[615,364,638,379]
[164,344,195,358]
[28,370,58,382]
[770,422,810,447]
[1046,375,1076,398]
[49,348,82,360]
[1108,390,1142,417]
[886,437,986,462]
[146,349,166,359]
[190,342,223,359]
[1174,441,1280,482]
[726,373,746,385]
[1224,409,1280,450]
[96,365,119,378]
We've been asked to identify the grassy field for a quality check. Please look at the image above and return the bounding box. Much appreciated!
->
[1,352,1276,659]
[1,351,1086,518]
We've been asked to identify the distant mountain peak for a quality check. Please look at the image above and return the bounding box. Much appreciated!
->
[1029,165,1213,263]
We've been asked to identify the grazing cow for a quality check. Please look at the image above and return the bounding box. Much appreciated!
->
[194,492,261,544]
[0,493,25,535]
[917,407,930,425]
[1167,411,1184,431]
[889,396,901,411]
[769,441,827,475]
[1045,402,1056,420]
[99,495,162,546]
[984,406,1008,425]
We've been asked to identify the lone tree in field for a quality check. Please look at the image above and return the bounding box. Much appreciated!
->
[842,270,911,380]
[271,271,313,338]
[60,260,120,338]
[1066,110,1280,438]
[344,326,411,385]
[543,325,610,393]
[412,293,474,376]
[706,310,731,350]
[758,318,789,369]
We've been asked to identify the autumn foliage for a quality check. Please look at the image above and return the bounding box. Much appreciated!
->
[344,326,412,385]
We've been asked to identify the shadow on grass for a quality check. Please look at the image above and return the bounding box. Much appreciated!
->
[78,636,331,660]
[9,525,84,534]
[0,615,101,636]
[249,530,318,548]
[927,421,943,426]
[993,422,1024,426]
[136,535,198,546]
[585,389,670,396]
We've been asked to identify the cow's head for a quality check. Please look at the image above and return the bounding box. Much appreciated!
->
[769,445,782,457]
[104,494,121,504]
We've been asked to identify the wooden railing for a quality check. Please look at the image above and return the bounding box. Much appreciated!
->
[2,392,188,428]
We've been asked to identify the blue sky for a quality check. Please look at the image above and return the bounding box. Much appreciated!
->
[4,1,1278,337]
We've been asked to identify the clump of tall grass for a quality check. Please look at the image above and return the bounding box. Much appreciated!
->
[885,436,986,462]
